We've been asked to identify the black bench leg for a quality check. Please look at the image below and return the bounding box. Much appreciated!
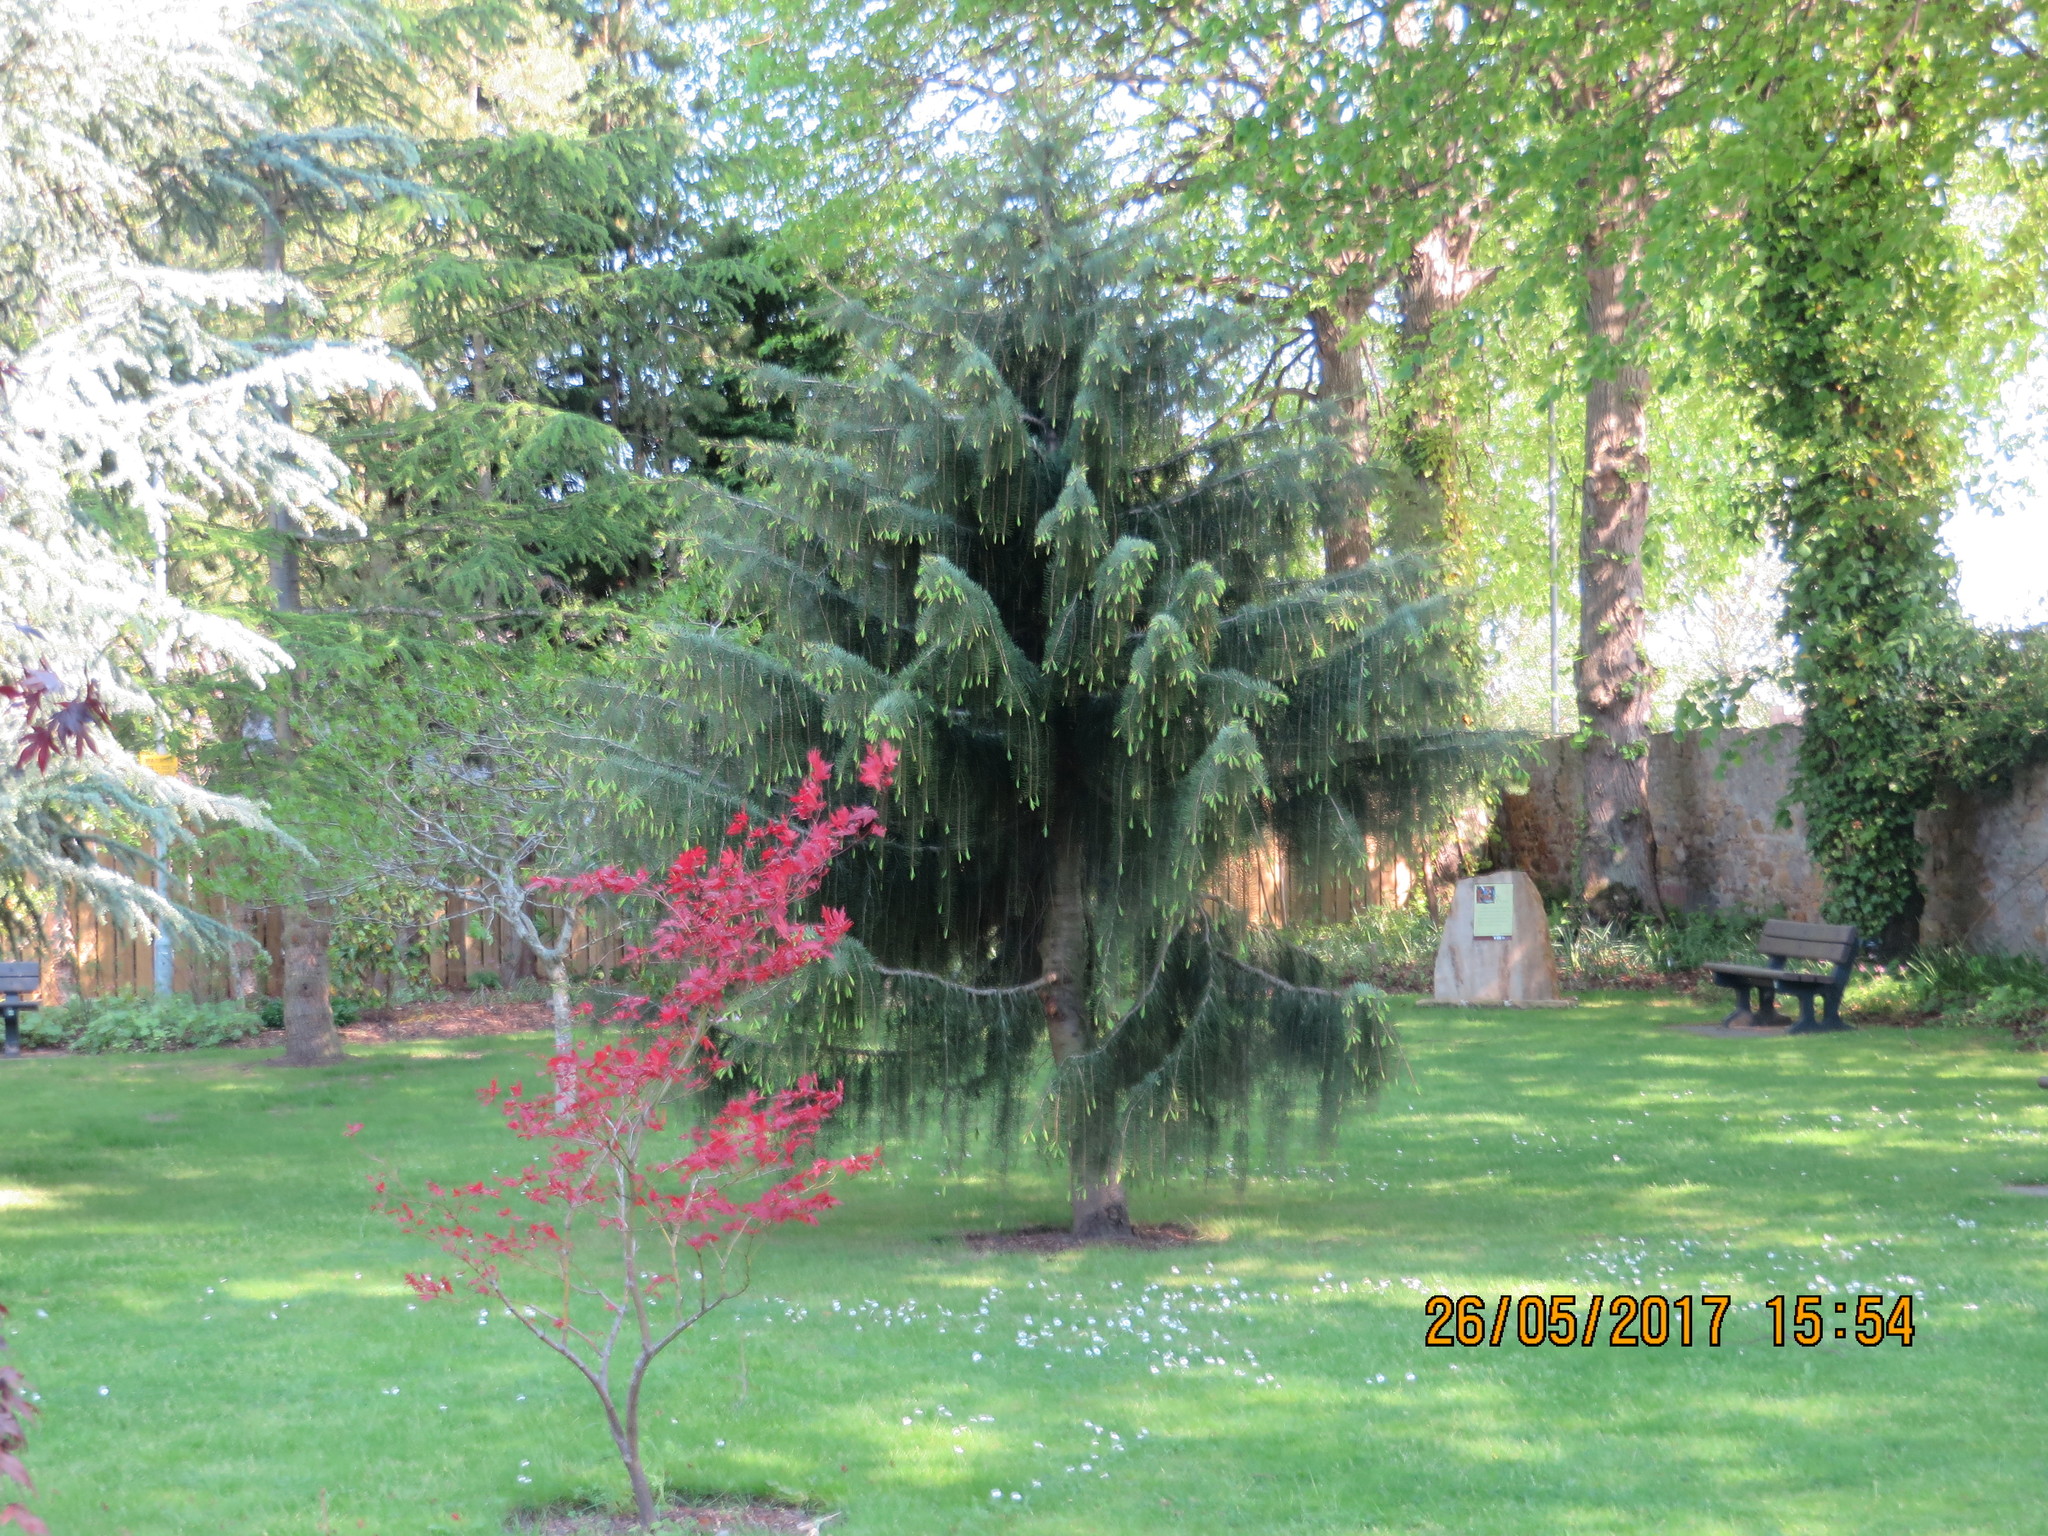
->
[1720,983,1755,1028]
[1754,986,1779,1026]
[2,1010,17,1058]
[1787,987,1851,1034]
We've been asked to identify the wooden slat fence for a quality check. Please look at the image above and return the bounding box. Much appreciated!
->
[28,885,636,1006]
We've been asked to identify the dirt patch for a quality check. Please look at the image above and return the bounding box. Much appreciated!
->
[227,996,558,1050]
[2004,1183,2048,1197]
[962,1221,1202,1255]
[507,1497,832,1534]
[344,997,557,1043]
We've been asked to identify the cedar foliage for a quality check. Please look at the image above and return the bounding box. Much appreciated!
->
[595,129,1495,1231]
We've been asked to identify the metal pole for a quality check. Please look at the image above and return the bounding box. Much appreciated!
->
[1547,398,1560,737]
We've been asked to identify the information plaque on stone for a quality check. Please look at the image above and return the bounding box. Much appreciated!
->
[1472,882,1514,941]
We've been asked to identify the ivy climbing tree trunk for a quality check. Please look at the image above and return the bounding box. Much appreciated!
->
[1386,212,1492,573]
[1746,81,1965,953]
[1575,178,1664,921]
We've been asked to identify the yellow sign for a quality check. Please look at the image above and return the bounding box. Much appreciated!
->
[1472,881,1514,941]
[137,751,180,776]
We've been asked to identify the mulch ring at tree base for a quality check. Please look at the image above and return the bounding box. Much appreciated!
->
[342,997,557,1043]
[962,1221,1201,1255]
[507,1498,833,1534]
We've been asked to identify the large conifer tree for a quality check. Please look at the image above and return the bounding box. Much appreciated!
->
[608,131,1490,1236]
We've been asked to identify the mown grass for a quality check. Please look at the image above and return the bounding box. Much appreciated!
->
[2,995,2045,1535]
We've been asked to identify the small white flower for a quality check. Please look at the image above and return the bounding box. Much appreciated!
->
[97,1386,108,1396]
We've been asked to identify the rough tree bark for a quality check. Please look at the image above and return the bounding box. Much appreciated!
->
[261,195,344,1055]
[227,902,262,1003]
[43,895,78,1004]
[1039,824,1126,1239]
[1312,288,1378,574]
[279,899,344,1065]
[1575,180,1663,921]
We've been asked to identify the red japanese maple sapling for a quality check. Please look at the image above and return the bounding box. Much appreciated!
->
[382,746,895,1531]
[0,1305,43,1535]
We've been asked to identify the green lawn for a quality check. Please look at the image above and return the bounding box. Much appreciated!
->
[3,995,2045,1535]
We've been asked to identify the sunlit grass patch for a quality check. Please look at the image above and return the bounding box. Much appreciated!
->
[2,1003,2044,1534]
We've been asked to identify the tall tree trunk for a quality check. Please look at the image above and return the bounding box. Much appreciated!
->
[1312,289,1376,574]
[1039,826,1126,1238]
[279,898,344,1065]
[44,895,78,1004]
[1385,213,1490,574]
[1575,183,1663,922]
[227,903,261,1003]
[259,189,341,1041]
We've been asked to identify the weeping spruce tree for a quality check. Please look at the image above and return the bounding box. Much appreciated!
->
[614,135,1488,1237]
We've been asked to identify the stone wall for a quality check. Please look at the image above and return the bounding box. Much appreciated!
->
[1919,764,2048,956]
[1498,726,2048,957]
[1498,728,1826,920]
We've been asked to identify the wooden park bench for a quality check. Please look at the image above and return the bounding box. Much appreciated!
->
[0,960,38,1058]
[1708,920,1858,1034]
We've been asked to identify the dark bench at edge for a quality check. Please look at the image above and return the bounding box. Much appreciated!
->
[1707,920,1857,1034]
[0,960,39,1058]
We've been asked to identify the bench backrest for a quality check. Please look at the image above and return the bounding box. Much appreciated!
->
[1758,920,1858,969]
[0,960,39,995]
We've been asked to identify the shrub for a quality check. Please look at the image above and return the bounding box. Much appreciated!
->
[1292,902,1440,992]
[1656,908,1771,973]
[1846,947,2048,1046]
[36,994,265,1053]
[257,996,285,1029]
[467,969,501,990]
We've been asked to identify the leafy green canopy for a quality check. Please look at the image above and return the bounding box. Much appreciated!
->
[597,131,1495,1194]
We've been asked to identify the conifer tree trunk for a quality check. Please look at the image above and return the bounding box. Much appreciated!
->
[227,903,262,1003]
[44,894,78,1004]
[1575,182,1663,921]
[259,192,346,1059]
[1040,824,1127,1239]
[280,899,343,1065]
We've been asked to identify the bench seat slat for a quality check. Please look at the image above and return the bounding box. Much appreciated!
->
[1709,963,1798,983]
[1759,934,1858,963]
[1759,920,1857,942]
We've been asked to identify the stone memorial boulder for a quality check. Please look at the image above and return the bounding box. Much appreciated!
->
[1431,870,1561,1005]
